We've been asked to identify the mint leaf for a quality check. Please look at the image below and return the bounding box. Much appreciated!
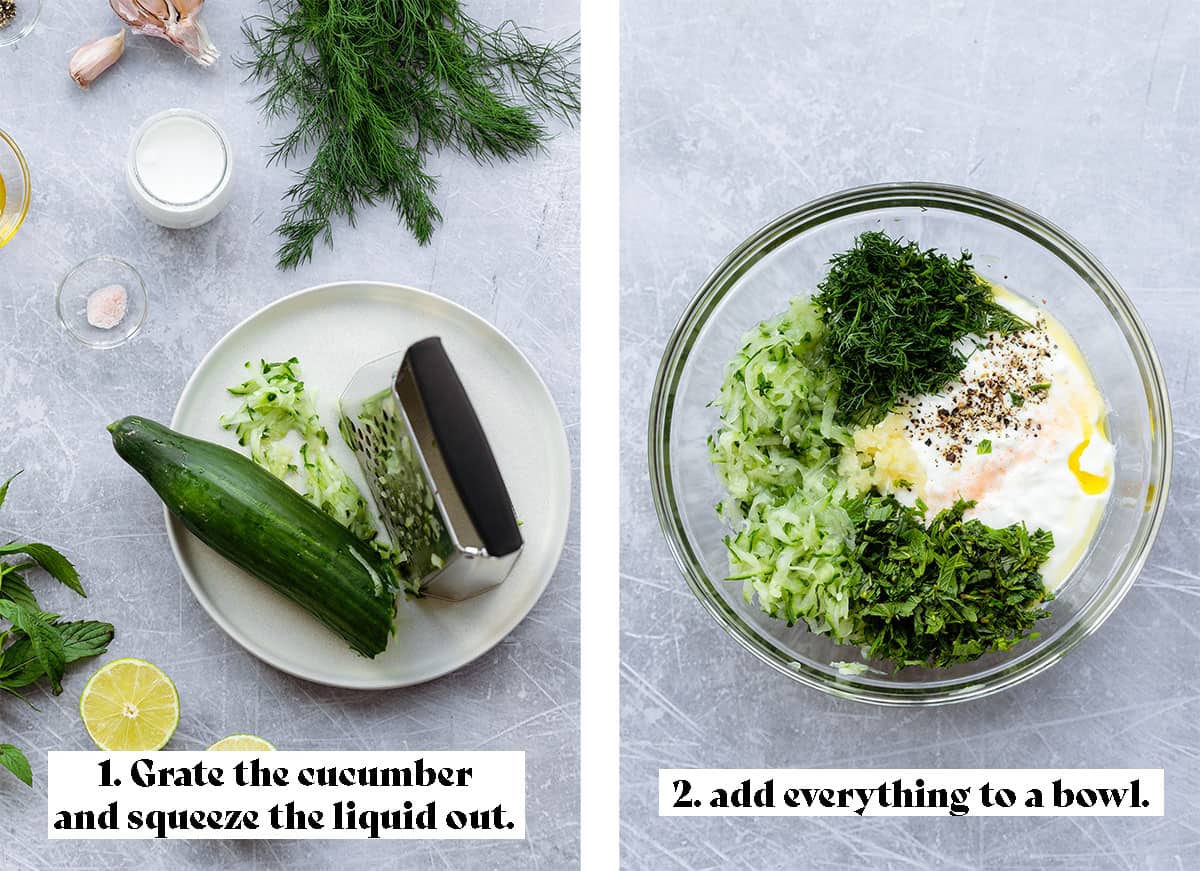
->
[0,472,20,512]
[0,571,39,612]
[56,621,114,662]
[976,439,993,455]
[0,744,32,786]
[0,621,112,690]
[0,544,84,598]
[0,639,44,690]
[0,602,66,694]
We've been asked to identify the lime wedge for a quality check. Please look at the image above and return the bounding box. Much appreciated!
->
[79,658,180,751]
[207,734,276,752]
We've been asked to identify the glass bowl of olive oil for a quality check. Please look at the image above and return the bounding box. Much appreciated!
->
[0,128,31,248]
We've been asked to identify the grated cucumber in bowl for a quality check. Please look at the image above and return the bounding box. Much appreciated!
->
[709,298,871,641]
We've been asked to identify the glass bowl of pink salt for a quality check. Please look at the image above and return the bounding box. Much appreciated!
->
[56,255,147,349]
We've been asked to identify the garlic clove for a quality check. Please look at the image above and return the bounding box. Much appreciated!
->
[165,16,219,66]
[110,0,171,42]
[110,0,219,67]
[170,0,206,19]
[69,30,127,90]
[134,0,171,21]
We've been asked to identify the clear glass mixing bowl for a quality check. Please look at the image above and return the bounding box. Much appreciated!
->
[648,182,1172,705]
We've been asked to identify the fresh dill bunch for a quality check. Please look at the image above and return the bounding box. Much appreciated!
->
[241,0,581,269]
[812,230,1029,426]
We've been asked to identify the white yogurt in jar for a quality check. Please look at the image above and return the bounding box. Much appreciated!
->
[126,109,233,229]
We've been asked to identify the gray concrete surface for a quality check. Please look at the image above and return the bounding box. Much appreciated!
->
[622,2,1200,868]
[0,0,579,867]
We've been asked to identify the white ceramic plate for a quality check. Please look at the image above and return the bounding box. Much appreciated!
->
[167,282,571,689]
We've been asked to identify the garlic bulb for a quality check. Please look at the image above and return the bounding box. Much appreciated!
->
[109,0,219,66]
[69,30,127,90]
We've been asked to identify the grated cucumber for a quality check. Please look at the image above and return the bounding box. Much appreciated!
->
[219,359,381,546]
[710,298,871,641]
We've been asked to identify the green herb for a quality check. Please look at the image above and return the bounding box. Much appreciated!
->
[812,230,1029,425]
[1030,382,1051,392]
[241,0,581,269]
[1010,392,1025,407]
[0,746,31,787]
[976,439,992,455]
[844,495,1053,669]
[0,473,114,786]
[754,372,773,396]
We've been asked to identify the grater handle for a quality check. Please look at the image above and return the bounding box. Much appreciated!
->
[400,337,523,558]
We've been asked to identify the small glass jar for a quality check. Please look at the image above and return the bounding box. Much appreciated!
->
[0,0,43,48]
[126,109,233,230]
[56,255,148,349]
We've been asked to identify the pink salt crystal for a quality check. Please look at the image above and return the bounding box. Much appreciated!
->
[86,284,128,330]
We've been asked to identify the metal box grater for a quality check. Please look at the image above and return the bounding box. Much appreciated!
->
[338,337,523,601]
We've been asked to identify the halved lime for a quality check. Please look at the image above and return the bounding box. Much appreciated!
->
[207,734,276,751]
[79,658,179,751]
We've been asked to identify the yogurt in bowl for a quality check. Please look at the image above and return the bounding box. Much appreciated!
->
[855,287,1114,591]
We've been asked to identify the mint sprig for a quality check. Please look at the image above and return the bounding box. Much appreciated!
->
[0,472,114,786]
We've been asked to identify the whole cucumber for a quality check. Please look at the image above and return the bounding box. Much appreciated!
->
[109,415,396,658]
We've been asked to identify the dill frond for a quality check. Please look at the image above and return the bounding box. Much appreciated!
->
[240,0,581,269]
[812,231,1030,426]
